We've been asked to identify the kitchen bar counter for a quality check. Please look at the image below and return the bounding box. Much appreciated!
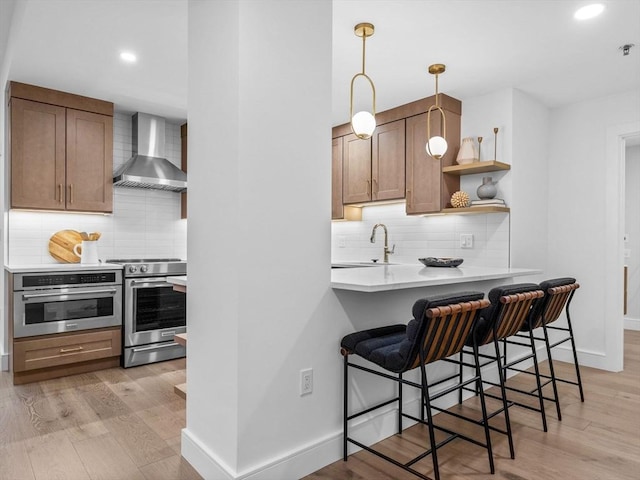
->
[4,262,124,273]
[331,264,541,292]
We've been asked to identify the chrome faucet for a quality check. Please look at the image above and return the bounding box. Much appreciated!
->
[370,223,395,263]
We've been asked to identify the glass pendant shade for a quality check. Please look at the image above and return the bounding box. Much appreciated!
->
[426,136,448,159]
[351,111,376,139]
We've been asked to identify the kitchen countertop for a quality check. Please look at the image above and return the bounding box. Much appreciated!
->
[166,276,187,287]
[4,262,124,273]
[331,264,541,292]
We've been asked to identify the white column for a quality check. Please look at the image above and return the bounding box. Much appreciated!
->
[185,1,337,478]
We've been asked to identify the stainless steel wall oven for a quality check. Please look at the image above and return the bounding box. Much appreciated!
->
[12,270,123,338]
[107,259,186,367]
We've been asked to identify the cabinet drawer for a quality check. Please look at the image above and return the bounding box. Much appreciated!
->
[13,327,121,373]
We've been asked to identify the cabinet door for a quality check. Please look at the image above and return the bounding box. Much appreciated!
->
[332,136,344,219]
[405,113,441,214]
[342,133,371,204]
[372,119,405,201]
[11,98,66,210]
[66,109,113,212]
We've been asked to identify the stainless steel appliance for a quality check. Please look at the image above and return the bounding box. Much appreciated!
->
[107,258,186,367]
[12,270,122,338]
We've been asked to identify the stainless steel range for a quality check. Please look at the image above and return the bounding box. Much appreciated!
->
[107,258,186,367]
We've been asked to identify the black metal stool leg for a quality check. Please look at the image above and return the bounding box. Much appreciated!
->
[493,337,515,459]
[419,356,440,480]
[566,301,585,402]
[398,372,403,434]
[528,330,548,432]
[542,322,562,420]
[474,344,495,473]
[458,350,464,404]
[343,353,348,461]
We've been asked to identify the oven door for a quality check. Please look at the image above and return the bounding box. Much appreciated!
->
[124,277,186,347]
[13,286,122,338]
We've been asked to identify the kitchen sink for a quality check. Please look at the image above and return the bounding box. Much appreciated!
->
[331,261,397,269]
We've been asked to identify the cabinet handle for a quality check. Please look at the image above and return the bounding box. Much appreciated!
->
[58,184,63,203]
[60,346,83,354]
[366,180,371,197]
[69,184,73,204]
[406,189,412,207]
[373,178,379,194]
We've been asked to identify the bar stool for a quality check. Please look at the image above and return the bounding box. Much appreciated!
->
[340,292,492,480]
[447,283,545,460]
[511,278,583,420]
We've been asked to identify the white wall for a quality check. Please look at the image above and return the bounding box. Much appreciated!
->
[625,144,640,329]
[6,113,187,265]
[548,90,640,370]
[332,203,510,267]
[184,1,345,478]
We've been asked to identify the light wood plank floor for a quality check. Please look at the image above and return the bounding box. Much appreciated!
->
[305,330,640,480]
[0,357,202,480]
[1,332,638,480]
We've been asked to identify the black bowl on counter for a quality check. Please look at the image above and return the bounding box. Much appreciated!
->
[419,257,464,268]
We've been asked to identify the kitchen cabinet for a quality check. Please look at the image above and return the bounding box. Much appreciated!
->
[342,119,405,204]
[331,136,362,221]
[12,327,122,385]
[9,82,113,213]
[332,94,461,219]
[405,108,460,215]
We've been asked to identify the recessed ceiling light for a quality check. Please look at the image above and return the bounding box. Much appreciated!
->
[120,51,137,63]
[574,4,605,20]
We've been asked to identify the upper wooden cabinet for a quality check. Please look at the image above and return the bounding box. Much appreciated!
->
[332,94,461,218]
[332,136,345,219]
[9,82,113,213]
[342,119,406,205]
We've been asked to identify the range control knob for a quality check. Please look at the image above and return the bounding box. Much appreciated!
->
[129,265,138,273]
[140,265,148,273]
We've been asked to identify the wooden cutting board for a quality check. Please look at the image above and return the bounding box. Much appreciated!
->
[48,229,82,263]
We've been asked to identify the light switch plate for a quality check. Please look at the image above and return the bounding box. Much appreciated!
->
[460,234,474,249]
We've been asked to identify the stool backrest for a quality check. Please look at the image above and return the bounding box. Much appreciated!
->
[408,295,490,369]
[528,278,580,330]
[472,283,543,346]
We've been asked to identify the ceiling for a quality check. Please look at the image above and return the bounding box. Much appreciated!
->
[2,0,639,126]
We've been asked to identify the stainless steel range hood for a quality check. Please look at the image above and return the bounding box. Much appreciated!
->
[113,113,187,192]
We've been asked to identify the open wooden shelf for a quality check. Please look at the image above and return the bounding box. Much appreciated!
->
[442,160,511,175]
[439,206,510,215]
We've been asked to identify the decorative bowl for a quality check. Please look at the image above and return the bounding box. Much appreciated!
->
[418,257,464,268]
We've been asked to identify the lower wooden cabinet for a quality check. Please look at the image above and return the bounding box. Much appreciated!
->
[12,327,121,384]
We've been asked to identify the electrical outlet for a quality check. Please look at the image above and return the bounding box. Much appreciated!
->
[460,234,474,249]
[300,368,313,396]
[337,235,347,248]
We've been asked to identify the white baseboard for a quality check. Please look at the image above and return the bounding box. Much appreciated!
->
[1,352,8,372]
[624,317,640,331]
[180,341,608,480]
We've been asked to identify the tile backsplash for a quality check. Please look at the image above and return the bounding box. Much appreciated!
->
[7,113,187,265]
[331,203,510,267]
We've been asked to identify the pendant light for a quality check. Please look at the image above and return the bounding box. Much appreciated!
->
[350,23,376,139]
[425,64,448,159]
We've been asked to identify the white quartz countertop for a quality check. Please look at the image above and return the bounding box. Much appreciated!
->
[5,262,124,273]
[166,275,187,287]
[331,264,541,292]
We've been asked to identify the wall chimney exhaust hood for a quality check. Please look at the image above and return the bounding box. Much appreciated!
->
[113,113,187,192]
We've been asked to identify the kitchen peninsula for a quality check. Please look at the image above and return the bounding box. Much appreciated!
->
[331,264,540,292]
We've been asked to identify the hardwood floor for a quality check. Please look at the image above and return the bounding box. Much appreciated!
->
[1,332,638,480]
[0,357,202,480]
[305,330,640,480]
